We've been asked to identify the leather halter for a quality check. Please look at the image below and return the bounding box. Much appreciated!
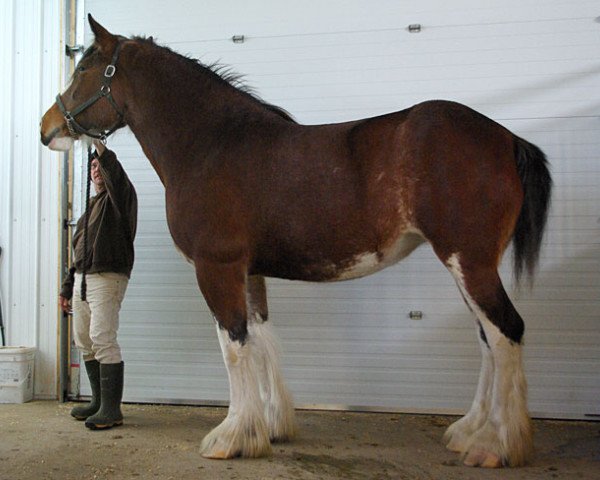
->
[56,42,125,143]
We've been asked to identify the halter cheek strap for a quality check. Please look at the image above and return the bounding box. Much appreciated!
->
[56,42,125,142]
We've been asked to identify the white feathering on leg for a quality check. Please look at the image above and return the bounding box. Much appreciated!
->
[249,316,296,441]
[464,322,532,467]
[445,334,494,453]
[445,253,533,467]
[200,326,271,458]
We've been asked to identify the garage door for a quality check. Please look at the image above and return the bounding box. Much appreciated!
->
[75,0,600,419]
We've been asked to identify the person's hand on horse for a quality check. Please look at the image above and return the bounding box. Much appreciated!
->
[93,139,106,157]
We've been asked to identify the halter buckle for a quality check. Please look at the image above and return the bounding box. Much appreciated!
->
[65,115,78,137]
[104,65,116,78]
[100,84,111,95]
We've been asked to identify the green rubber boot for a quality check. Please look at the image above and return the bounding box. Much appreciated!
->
[85,362,124,430]
[70,359,101,420]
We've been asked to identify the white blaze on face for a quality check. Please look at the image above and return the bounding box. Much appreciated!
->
[48,136,74,151]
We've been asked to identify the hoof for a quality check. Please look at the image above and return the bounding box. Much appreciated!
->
[444,416,481,454]
[446,436,467,454]
[200,416,271,459]
[464,449,503,468]
[201,449,237,460]
[456,418,533,468]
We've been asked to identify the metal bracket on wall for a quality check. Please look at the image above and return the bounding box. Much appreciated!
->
[62,219,78,230]
[65,44,84,57]
[407,24,422,33]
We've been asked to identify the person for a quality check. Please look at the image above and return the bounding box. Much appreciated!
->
[59,140,137,430]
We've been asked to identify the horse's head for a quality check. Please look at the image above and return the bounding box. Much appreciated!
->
[41,15,126,151]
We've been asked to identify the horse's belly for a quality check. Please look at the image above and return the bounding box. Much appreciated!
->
[332,230,426,281]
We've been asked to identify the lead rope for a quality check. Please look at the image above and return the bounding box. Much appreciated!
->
[80,146,93,302]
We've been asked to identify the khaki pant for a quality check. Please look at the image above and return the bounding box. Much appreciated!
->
[72,272,128,364]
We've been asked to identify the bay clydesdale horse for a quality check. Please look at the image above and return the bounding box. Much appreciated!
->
[41,15,551,467]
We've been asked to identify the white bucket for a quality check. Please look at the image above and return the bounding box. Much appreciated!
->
[0,346,35,403]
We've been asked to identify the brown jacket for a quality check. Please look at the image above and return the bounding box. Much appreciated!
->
[60,148,137,299]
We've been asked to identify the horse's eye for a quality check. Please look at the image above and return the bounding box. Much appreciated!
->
[76,65,86,73]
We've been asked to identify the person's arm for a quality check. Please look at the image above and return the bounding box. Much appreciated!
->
[93,141,136,219]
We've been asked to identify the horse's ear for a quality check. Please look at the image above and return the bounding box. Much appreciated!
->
[88,14,117,52]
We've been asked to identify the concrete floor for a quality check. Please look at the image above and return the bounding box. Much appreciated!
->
[0,401,598,480]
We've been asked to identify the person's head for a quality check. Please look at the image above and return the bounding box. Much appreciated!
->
[91,158,105,193]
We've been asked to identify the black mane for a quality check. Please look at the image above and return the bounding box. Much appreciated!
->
[131,36,296,123]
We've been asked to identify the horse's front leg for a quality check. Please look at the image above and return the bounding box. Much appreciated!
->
[195,259,271,459]
[247,275,296,442]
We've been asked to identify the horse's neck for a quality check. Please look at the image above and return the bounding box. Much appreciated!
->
[122,48,268,184]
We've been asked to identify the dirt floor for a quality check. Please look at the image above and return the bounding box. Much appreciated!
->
[0,401,598,480]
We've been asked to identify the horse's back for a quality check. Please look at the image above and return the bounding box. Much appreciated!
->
[251,100,523,280]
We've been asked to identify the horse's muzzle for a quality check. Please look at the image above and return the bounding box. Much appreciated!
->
[40,126,74,151]
[40,127,60,146]
[40,103,76,151]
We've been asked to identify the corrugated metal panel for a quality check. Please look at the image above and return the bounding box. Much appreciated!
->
[0,0,62,397]
[37,0,64,398]
[0,1,15,311]
[82,0,600,419]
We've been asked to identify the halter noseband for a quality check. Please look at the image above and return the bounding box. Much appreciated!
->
[56,42,125,143]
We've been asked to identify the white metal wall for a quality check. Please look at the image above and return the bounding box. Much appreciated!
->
[0,0,63,398]
[82,0,600,419]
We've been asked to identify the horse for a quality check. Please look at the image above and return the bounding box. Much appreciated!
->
[41,15,552,467]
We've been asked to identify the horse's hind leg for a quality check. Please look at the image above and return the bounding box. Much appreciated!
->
[444,253,533,467]
[195,260,271,458]
[247,275,296,442]
[444,328,494,453]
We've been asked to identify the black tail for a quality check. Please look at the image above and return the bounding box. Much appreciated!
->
[512,136,552,284]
